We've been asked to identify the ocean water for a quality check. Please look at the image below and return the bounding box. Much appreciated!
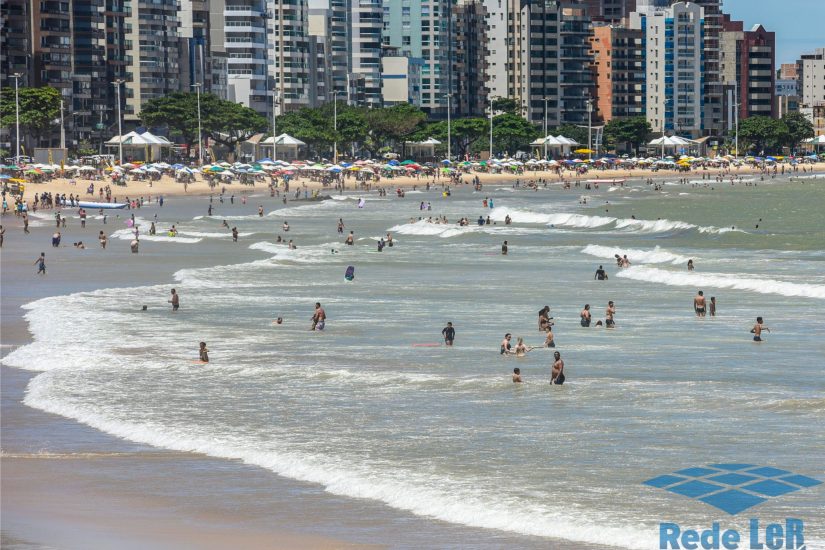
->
[4,179,825,548]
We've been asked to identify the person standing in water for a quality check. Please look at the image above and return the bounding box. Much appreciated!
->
[544,326,555,348]
[500,333,512,355]
[258,205,264,217]
[501,240,508,255]
[709,297,716,317]
[311,302,326,331]
[551,351,565,385]
[580,304,592,327]
[169,289,180,311]
[595,265,608,280]
[687,259,695,271]
[345,231,354,245]
[442,322,455,346]
[751,316,769,342]
[605,300,616,328]
[34,252,46,275]
[232,227,239,242]
[199,342,209,363]
[512,368,523,383]
[694,290,706,317]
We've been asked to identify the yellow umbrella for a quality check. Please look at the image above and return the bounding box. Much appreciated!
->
[574,148,594,154]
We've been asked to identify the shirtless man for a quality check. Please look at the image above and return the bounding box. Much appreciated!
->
[751,316,769,342]
[169,289,180,311]
[551,351,565,385]
[605,300,616,328]
[512,368,523,383]
[337,218,345,234]
[694,290,706,317]
[580,304,592,327]
[345,231,354,245]
[709,297,716,317]
[544,326,555,348]
[500,333,512,355]
[501,240,508,255]
[312,302,326,331]
[232,227,239,242]
[258,205,264,217]
[621,255,631,268]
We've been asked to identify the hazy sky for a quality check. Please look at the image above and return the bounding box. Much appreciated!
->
[724,0,825,65]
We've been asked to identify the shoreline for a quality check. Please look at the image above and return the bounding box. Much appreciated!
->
[8,161,825,201]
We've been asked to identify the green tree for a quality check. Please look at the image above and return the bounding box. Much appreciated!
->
[275,107,333,154]
[603,116,652,153]
[780,111,814,150]
[140,92,267,153]
[320,102,368,157]
[491,113,540,154]
[366,104,427,149]
[410,118,488,158]
[736,116,786,154]
[553,124,589,147]
[0,86,61,146]
[492,98,519,115]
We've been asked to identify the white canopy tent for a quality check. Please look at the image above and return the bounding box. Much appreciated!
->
[105,131,174,162]
[530,135,579,157]
[404,137,441,159]
[649,135,698,157]
[259,133,307,161]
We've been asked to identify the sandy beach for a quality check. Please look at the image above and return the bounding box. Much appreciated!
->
[9,160,825,200]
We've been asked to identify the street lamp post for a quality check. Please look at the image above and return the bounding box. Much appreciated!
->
[271,89,278,161]
[543,97,549,160]
[11,73,22,165]
[446,93,452,161]
[113,79,126,165]
[488,95,494,160]
[586,98,593,161]
[59,97,66,150]
[333,92,338,164]
[191,83,203,165]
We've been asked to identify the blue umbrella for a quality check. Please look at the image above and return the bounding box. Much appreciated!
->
[0,174,11,180]
[441,159,452,164]
[258,157,273,163]
[388,159,400,166]
[172,163,184,169]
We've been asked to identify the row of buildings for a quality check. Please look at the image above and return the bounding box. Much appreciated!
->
[2,0,824,150]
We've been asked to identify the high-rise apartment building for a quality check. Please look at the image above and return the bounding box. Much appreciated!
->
[690,0,723,135]
[632,1,704,137]
[453,0,487,116]
[797,48,825,136]
[179,0,227,97]
[719,15,775,129]
[581,0,636,24]
[350,0,383,107]
[383,0,453,116]
[590,24,645,122]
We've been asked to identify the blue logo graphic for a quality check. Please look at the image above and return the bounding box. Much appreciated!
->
[644,464,821,515]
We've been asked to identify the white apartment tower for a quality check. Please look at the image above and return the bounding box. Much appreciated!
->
[633,1,704,137]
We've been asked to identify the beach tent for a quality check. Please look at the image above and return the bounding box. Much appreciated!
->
[106,131,173,162]
[260,133,306,161]
[404,137,441,160]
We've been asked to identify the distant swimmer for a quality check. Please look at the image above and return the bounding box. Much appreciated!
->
[694,290,706,317]
[580,304,592,327]
[199,341,209,363]
[751,316,769,342]
[538,306,552,331]
[442,322,455,346]
[232,227,239,242]
[169,288,180,311]
[477,215,485,226]
[311,302,326,331]
[505,215,512,225]
[514,337,534,357]
[687,259,695,271]
[512,367,523,383]
[337,218,345,234]
[345,231,354,245]
[605,300,616,328]
[551,351,565,385]
[502,240,508,255]
[288,240,296,249]
[595,265,608,280]
[386,233,393,247]
[709,297,716,317]
[544,326,555,348]
[283,221,290,232]
[275,317,283,325]
[500,333,513,355]
[621,255,631,268]
[258,205,264,217]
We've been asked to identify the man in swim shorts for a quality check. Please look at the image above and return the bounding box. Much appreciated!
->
[500,333,512,355]
[605,301,615,328]
[442,322,455,346]
[551,352,565,385]
[312,302,326,331]
[169,289,180,311]
[751,316,769,342]
[694,290,706,317]
[580,304,591,327]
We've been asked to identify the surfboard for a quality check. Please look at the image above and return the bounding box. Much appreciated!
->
[77,201,128,209]
[345,265,355,281]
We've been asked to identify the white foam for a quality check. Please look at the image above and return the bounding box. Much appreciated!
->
[248,241,339,263]
[489,207,741,234]
[178,231,254,238]
[616,266,825,300]
[387,220,475,238]
[581,245,690,265]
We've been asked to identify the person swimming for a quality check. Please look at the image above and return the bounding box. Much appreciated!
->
[512,367,522,383]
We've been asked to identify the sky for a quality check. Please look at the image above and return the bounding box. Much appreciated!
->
[724,0,825,66]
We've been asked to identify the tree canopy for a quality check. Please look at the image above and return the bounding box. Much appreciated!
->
[553,124,589,147]
[0,86,61,146]
[736,116,787,154]
[140,92,267,151]
[366,103,427,147]
[780,112,814,150]
[603,116,652,153]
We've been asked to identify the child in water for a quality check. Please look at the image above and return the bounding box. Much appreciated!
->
[199,342,209,363]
